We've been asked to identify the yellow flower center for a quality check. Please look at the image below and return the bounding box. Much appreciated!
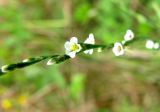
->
[71,43,79,51]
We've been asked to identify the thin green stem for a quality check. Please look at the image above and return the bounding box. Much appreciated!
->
[0,38,141,76]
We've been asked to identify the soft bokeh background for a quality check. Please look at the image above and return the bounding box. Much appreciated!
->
[0,0,160,112]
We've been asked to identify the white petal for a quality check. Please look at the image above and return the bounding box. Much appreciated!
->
[1,65,9,73]
[22,59,29,62]
[88,33,95,44]
[47,59,55,65]
[146,40,154,49]
[84,33,95,44]
[84,49,93,55]
[112,47,118,56]
[65,50,70,55]
[64,41,71,51]
[124,29,134,41]
[84,50,90,54]
[88,49,93,54]
[84,38,89,44]
[67,52,76,58]
[70,37,78,43]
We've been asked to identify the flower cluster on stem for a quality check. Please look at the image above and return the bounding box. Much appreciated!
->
[2,29,160,75]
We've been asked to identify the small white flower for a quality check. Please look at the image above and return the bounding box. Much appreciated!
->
[124,29,134,41]
[47,59,55,65]
[112,42,125,56]
[1,65,9,73]
[154,42,159,49]
[84,33,95,55]
[22,59,29,62]
[64,37,82,58]
[146,40,154,49]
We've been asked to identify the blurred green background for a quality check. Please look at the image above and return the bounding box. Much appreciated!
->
[0,0,160,112]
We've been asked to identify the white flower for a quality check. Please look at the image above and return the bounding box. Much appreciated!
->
[146,40,154,49]
[112,42,125,56]
[153,42,159,49]
[124,29,134,41]
[47,59,55,65]
[64,37,82,58]
[1,65,9,73]
[84,33,95,55]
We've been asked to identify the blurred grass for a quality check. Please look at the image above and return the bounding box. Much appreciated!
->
[0,0,160,112]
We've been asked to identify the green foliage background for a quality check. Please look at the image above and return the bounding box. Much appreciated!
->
[0,0,160,112]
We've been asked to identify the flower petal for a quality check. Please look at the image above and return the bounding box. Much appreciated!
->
[88,33,95,44]
[84,49,93,55]
[1,65,9,73]
[84,50,90,54]
[84,33,95,44]
[64,41,71,51]
[88,49,93,54]
[22,59,29,62]
[70,37,78,43]
[67,52,76,58]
